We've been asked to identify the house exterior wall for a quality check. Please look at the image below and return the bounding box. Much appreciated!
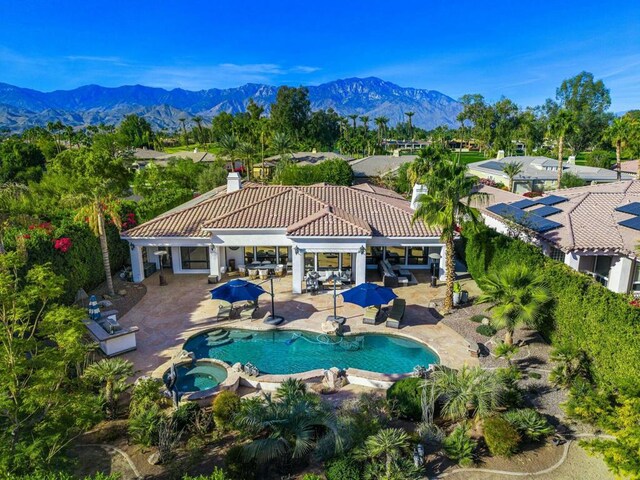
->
[608,256,634,294]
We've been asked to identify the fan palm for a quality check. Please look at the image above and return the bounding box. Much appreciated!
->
[502,161,524,192]
[412,156,486,311]
[374,116,389,146]
[604,116,639,178]
[238,394,342,465]
[271,131,295,158]
[405,112,415,139]
[476,264,551,345]
[348,114,358,129]
[84,358,133,418]
[276,378,308,404]
[357,428,411,478]
[425,366,506,421]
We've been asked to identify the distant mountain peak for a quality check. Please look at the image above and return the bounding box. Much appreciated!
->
[0,77,462,132]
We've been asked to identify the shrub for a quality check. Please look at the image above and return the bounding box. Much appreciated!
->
[129,377,165,417]
[386,377,423,420]
[494,342,519,358]
[528,371,542,380]
[172,401,201,432]
[470,314,487,323]
[325,455,362,480]
[212,391,241,431]
[128,404,163,446]
[182,467,228,479]
[301,475,323,480]
[504,409,554,441]
[442,425,476,467]
[476,324,497,337]
[225,444,257,480]
[483,416,521,457]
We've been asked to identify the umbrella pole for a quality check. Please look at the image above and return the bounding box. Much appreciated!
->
[327,274,345,326]
[266,276,284,324]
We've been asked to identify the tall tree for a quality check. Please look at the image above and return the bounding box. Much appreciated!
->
[407,144,449,187]
[348,114,358,129]
[191,116,204,144]
[476,264,551,345]
[555,71,612,153]
[374,116,389,146]
[269,86,311,142]
[604,116,639,178]
[178,117,189,145]
[405,112,415,139]
[117,114,155,149]
[412,156,486,311]
[548,109,574,187]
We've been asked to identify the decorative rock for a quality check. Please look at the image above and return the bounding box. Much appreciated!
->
[231,362,243,372]
[428,302,437,309]
[118,289,127,296]
[99,300,113,308]
[481,318,490,325]
[103,294,112,300]
[148,451,162,465]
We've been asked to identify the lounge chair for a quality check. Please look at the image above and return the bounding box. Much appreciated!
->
[216,301,232,321]
[239,301,257,320]
[363,306,380,325]
[385,299,406,328]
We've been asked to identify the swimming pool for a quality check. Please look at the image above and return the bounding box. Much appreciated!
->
[183,328,439,375]
[163,360,228,393]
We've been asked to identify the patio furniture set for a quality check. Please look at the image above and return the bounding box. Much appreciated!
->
[216,299,258,321]
[305,269,352,294]
[243,261,290,280]
[362,298,406,329]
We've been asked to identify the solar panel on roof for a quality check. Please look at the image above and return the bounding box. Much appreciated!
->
[536,195,568,206]
[510,199,536,209]
[619,217,640,231]
[487,203,562,233]
[615,202,640,216]
[529,206,562,217]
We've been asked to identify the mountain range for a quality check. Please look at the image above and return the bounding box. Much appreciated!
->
[0,77,462,132]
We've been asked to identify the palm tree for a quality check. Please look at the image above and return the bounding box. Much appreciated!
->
[374,116,389,146]
[605,116,638,179]
[425,365,507,421]
[218,133,239,168]
[407,145,449,187]
[74,196,122,296]
[476,264,551,345]
[548,109,573,187]
[412,156,486,312]
[359,115,370,132]
[502,161,524,192]
[339,117,350,140]
[271,131,294,158]
[238,141,257,180]
[348,114,358,130]
[178,117,188,145]
[358,428,410,478]
[84,358,133,419]
[192,116,204,145]
[237,393,342,465]
[405,112,415,139]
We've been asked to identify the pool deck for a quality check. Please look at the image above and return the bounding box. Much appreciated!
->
[119,271,479,379]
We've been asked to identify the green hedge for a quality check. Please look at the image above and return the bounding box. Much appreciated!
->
[463,224,640,394]
[5,220,129,304]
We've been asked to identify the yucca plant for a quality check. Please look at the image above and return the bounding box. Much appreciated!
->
[549,345,591,387]
[357,428,411,479]
[504,409,554,441]
[83,358,133,418]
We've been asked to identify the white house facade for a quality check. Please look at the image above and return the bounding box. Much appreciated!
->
[122,174,446,293]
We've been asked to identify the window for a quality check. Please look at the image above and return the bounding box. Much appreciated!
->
[549,247,564,262]
[632,263,640,292]
[366,247,383,265]
[317,252,339,270]
[277,247,289,265]
[341,253,352,272]
[593,256,612,286]
[256,246,276,263]
[304,253,315,272]
[180,247,209,270]
[385,246,406,265]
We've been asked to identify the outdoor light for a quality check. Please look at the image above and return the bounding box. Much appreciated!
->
[154,250,168,286]
[129,243,136,251]
[359,245,366,255]
[210,245,215,253]
[294,246,300,255]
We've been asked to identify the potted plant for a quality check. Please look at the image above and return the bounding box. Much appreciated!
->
[453,282,462,306]
[461,288,469,304]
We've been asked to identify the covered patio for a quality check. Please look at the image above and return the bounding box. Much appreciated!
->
[117,270,479,378]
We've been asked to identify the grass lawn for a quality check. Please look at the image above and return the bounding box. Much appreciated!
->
[452,151,488,165]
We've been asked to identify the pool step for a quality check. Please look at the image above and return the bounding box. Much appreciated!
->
[229,331,253,340]
[206,329,229,340]
[206,338,233,347]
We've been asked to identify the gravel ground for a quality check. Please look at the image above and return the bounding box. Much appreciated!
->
[88,274,147,318]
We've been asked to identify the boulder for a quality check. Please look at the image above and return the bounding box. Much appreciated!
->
[231,362,243,372]
[148,451,162,465]
[118,289,127,296]
[481,317,490,325]
[428,301,437,309]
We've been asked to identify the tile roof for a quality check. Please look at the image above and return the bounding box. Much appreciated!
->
[479,181,640,257]
[349,155,417,177]
[123,183,440,239]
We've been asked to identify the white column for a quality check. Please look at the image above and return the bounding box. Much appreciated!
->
[355,249,367,286]
[439,245,447,280]
[292,248,304,294]
[564,252,580,271]
[170,247,181,272]
[608,256,633,293]
[209,246,221,277]
[130,244,145,283]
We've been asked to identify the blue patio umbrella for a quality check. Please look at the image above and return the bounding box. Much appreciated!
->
[210,279,266,304]
[340,282,397,307]
[88,295,101,320]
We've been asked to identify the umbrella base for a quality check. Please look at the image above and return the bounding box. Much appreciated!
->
[326,315,346,325]
[159,274,168,286]
[264,315,285,325]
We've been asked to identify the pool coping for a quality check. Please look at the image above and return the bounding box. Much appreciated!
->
[173,324,438,391]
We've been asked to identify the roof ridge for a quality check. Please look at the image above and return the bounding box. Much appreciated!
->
[202,188,292,228]
[326,205,372,234]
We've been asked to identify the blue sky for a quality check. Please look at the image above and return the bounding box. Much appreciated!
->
[1,0,639,110]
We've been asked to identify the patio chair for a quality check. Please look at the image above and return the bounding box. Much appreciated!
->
[239,304,256,320]
[258,268,269,280]
[248,268,259,280]
[216,300,233,321]
[363,306,380,325]
[275,264,284,277]
[385,299,406,329]
[237,265,247,276]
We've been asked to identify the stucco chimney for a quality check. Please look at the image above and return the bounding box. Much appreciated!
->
[496,150,505,160]
[410,184,428,210]
[567,155,576,165]
[227,172,242,193]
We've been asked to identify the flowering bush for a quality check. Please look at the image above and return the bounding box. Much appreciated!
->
[121,212,137,230]
[28,222,55,234]
[478,178,498,187]
[53,237,73,253]
[523,191,543,198]
[629,298,640,308]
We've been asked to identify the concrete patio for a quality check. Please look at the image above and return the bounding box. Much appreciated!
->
[119,270,479,379]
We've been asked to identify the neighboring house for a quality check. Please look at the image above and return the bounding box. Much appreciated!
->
[477,181,640,295]
[122,174,447,293]
[620,160,640,176]
[132,148,217,169]
[349,154,417,183]
[468,155,631,193]
[252,152,353,179]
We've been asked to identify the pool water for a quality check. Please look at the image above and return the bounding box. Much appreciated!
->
[164,362,228,393]
[183,329,439,375]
